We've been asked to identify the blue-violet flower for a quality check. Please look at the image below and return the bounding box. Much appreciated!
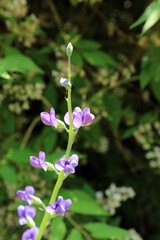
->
[16,186,35,205]
[30,151,47,171]
[64,107,95,128]
[46,196,72,216]
[55,154,79,174]
[22,227,39,240]
[17,205,36,226]
[40,107,57,127]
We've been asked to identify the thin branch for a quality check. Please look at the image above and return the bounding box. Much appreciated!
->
[20,116,40,150]
[46,0,63,31]
[65,213,92,240]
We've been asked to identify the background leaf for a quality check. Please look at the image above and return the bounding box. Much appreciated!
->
[0,165,17,185]
[66,229,83,240]
[84,222,130,239]
[103,93,122,130]
[49,217,67,240]
[61,189,109,216]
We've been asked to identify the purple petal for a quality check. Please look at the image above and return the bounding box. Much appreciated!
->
[83,107,90,115]
[19,217,27,226]
[46,202,56,213]
[30,156,41,168]
[74,107,82,116]
[64,199,72,211]
[56,196,64,204]
[17,205,25,218]
[16,190,26,202]
[64,112,69,125]
[50,114,57,128]
[73,116,82,128]
[50,107,55,117]
[25,206,36,218]
[55,205,65,216]
[39,151,45,162]
[64,164,71,174]
[82,113,93,125]
[22,227,39,240]
[39,151,47,171]
[55,159,66,171]
[40,112,52,125]
[25,186,35,197]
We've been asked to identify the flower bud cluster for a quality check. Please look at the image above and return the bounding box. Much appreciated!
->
[134,123,154,150]
[96,183,135,215]
[124,229,143,240]
[2,83,45,114]
[0,0,40,47]
[145,146,160,168]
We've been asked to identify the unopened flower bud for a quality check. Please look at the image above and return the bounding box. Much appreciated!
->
[45,162,56,171]
[60,78,72,89]
[57,119,67,129]
[31,196,43,205]
[66,42,73,57]
[26,216,36,228]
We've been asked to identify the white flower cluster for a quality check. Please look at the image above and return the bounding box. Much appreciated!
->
[124,229,143,240]
[96,183,135,215]
[134,123,154,150]
[145,146,160,168]
[2,83,45,114]
[0,0,40,47]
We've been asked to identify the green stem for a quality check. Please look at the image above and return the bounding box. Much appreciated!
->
[35,56,74,240]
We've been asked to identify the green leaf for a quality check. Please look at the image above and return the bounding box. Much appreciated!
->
[43,83,57,109]
[75,40,101,50]
[33,127,57,153]
[82,51,116,67]
[139,111,159,124]
[0,51,44,75]
[151,80,160,103]
[49,217,66,240]
[84,222,130,239]
[140,69,151,89]
[61,189,109,216]
[121,127,137,139]
[103,93,122,130]
[72,51,83,68]
[5,148,33,166]
[66,229,83,240]
[1,111,16,134]
[142,8,160,34]
[130,1,160,29]
[0,165,17,185]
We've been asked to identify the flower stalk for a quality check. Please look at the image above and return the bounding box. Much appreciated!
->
[35,50,74,240]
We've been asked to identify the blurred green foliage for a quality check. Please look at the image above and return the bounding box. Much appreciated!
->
[1,0,160,239]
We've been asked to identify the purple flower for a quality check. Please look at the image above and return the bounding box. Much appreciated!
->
[40,107,57,128]
[46,196,72,216]
[30,151,47,171]
[64,107,95,129]
[22,227,39,240]
[16,186,35,205]
[17,205,36,226]
[55,154,79,174]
